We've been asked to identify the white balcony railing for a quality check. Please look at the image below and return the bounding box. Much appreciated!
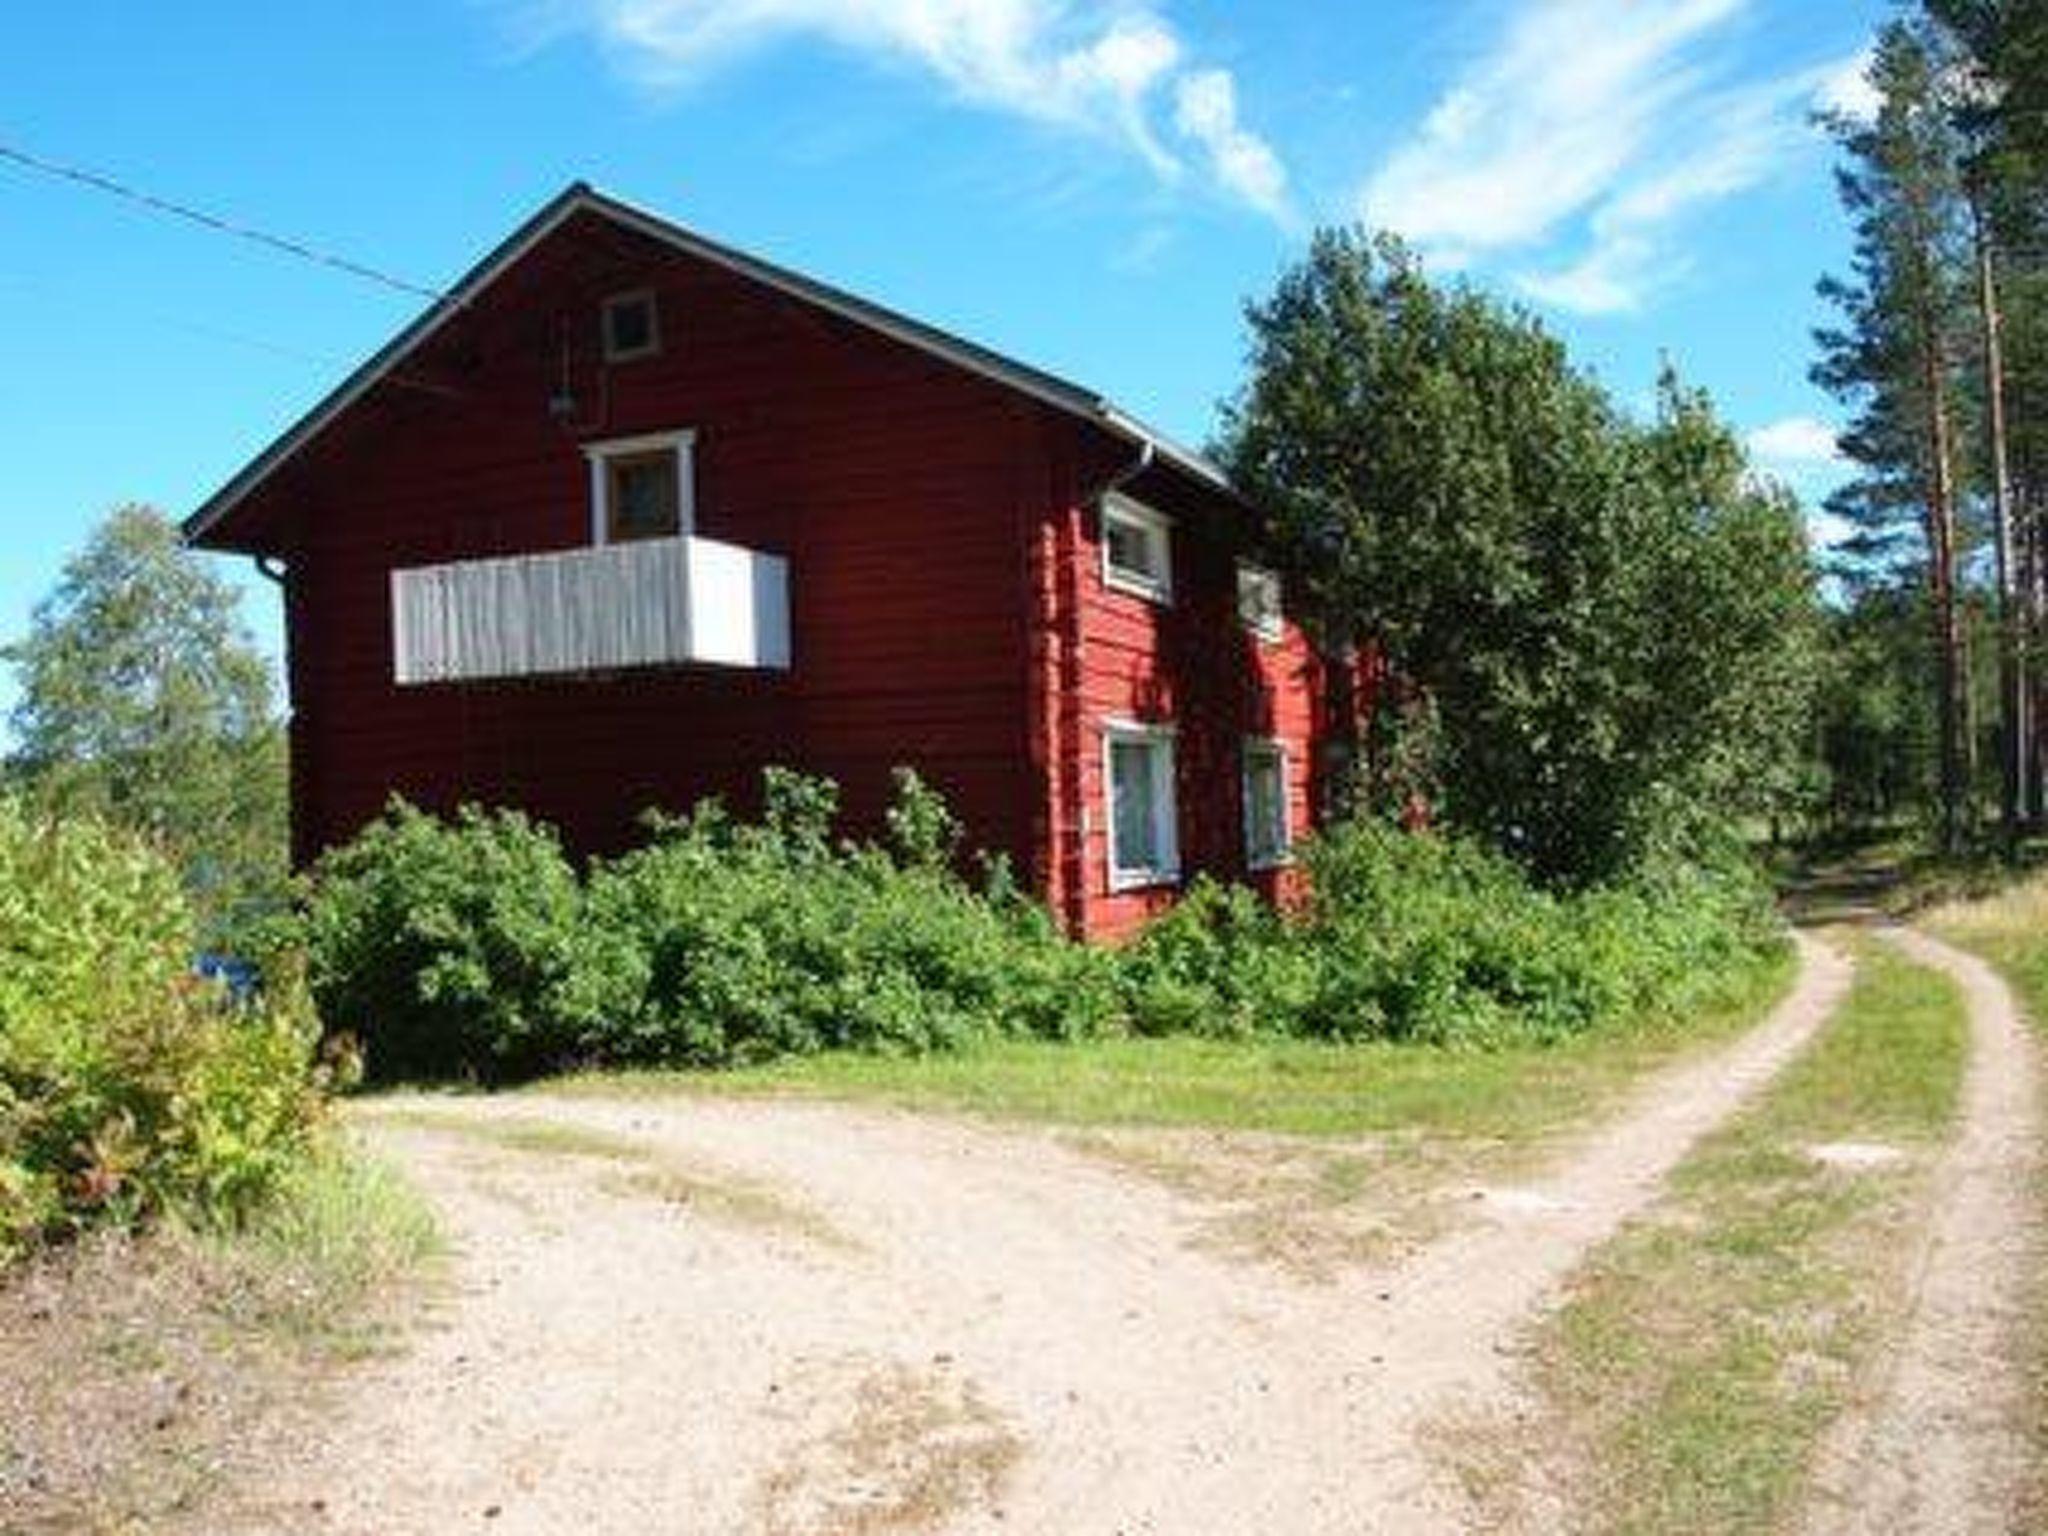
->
[391,534,791,685]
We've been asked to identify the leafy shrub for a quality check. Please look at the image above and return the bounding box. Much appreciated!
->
[1117,878,1317,1038]
[301,774,1118,1079]
[296,771,1782,1081]
[1118,820,1782,1048]
[0,800,324,1259]
[581,770,1116,1067]
[299,801,616,1081]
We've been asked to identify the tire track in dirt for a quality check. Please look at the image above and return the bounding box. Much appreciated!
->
[1800,928,2043,1535]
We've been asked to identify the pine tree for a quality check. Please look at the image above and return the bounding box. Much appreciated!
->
[1814,20,1982,850]
[1928,0,2048,828]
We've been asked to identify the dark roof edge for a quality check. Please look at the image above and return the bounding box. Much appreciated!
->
[184,182,1241,548]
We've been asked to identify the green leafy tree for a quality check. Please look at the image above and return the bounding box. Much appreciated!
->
[1220,232,1818,884]
[1813,585,1940,831]
[1634,377,1825,841]
[3,506,287,940]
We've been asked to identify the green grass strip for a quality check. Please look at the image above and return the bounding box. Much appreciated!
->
[540,948,1795,1145]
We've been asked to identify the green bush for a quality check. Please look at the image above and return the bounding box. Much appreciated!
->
[581,769,1116,1067]
[299,801,615,1081]
[301,773,1119,1080]
[296,771,1782,1081]
[0,800,324,1259]
[1119,820,1782,1048]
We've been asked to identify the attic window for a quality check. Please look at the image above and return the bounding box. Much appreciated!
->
[602,289,660,362]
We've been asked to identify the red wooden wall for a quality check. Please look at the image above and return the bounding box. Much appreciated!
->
[1029,462,1336,940]
[203,204,1359,941]
[235,212,1064,875]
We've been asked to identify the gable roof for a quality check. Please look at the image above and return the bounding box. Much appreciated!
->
[184,182,1242,546]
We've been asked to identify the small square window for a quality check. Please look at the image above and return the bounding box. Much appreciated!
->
[1237,561,1284,642]
[606,452,680,541]
[1104,722,1179,890]
[1101,494,1173,604]
[585,431,695,545]
[602,290,660,362]
[1243,740,1290,869]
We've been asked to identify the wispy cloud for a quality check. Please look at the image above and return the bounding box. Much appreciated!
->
[1175,68,1290,221]
[1361,1,1866,314]
[1814,47,1879,124]
[1363,0,1744,257]
[534,0,1288,220]
[1746,414,1844,470]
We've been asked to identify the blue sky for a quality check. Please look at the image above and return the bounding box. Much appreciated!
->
[2,0,1883,719]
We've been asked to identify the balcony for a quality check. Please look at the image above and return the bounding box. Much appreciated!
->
[391,534,791,686]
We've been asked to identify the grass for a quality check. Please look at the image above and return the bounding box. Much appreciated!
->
[1925,866,2048,1023]
[0,1141,439,1531]
[200,1148,441,1356]
[757,1362,1020,1535]
[366,1102,855,1250]
[1455,937,1968,1534]
[544,946,1796,1144]
[1924,866,2048,1529]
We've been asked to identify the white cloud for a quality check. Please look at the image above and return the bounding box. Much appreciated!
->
[1814,46,1879,123]
[1362,0,1856,315]
[1518,237,1671,316]
[1361,0,1746,255]
[1174,68,1289,220]
[543,0,1286,219]
[1747,415,1844,468]
[1515,66,1816,313]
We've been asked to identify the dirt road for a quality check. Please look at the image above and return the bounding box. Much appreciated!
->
[1802,928,2044,1535]
[205,937,1868,1534]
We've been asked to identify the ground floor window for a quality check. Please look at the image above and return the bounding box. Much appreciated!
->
[1104,720,1179,891]
[1243,738,1290,869]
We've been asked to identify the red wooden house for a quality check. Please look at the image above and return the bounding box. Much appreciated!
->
[186,184,1365,939]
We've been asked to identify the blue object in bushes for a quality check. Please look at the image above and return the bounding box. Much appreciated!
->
[194,952,260,1002]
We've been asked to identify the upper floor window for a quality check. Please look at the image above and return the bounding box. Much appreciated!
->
[1101,493,1173,605]
[585,430,696,544]
[1242,739,1291,869]
[1236,561,1284,642]
[601,289,661,363]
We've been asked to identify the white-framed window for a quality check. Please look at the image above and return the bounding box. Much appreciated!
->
[601,289,661,363]
[1103,720,1180,891]
[1100,493,1174,605]
[584,430,696,545]
[1242,738,1291,870]
[1236,561,1284,642]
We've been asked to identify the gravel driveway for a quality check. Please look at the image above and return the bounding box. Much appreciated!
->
[204,937,1862,1535]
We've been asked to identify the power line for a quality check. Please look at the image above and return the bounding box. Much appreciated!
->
[0,265,463,396]
[0,140,446,302]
